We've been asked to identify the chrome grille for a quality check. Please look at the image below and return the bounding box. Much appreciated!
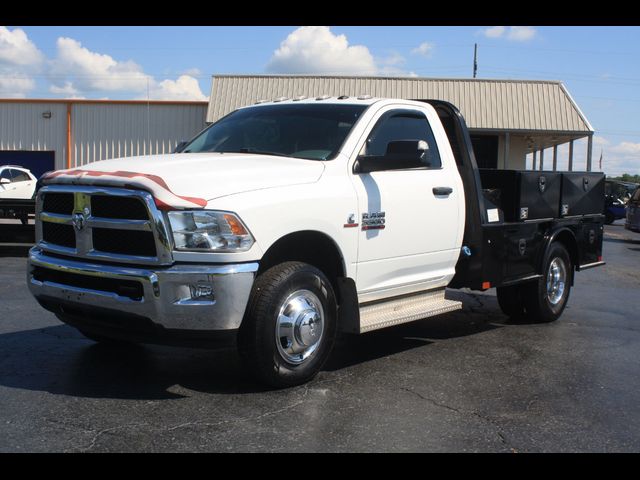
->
[42,192,74,214]
[36,185,173,266]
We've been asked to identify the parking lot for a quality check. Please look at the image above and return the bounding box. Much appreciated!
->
[0,222,639,452]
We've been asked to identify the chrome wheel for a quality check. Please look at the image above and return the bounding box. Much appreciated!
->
[275,289,325,365]
[546,257,567,305]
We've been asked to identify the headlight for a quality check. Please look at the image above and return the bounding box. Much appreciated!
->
[168,210,254,252]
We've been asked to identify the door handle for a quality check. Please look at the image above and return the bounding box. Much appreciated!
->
[432,186,453,196]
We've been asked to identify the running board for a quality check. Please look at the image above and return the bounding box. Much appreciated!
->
[358,288,462,333]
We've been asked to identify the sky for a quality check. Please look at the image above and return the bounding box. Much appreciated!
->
[1,25,639,175]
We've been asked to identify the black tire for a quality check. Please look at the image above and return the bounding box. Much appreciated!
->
[521,243,572,323]
[238,261,337,388]
[496,284,526,319]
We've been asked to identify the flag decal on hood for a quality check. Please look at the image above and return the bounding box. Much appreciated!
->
[42,169,208,210]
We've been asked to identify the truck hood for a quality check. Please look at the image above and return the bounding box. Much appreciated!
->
[42,153,325,209]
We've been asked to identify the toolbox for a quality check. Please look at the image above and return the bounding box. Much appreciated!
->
[559,172,605,217]
[479,169,562,222]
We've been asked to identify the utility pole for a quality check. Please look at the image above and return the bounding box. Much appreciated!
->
[473,43,478,78]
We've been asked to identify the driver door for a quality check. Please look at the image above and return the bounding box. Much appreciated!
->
[351,106,463,302]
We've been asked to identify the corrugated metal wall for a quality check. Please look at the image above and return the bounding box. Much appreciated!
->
[0,102,68,166]
[0,101,208,170]
[207,76,593,134]
[71,103,206,167]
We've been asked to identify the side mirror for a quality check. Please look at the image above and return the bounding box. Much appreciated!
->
[0,177,10,184]
[174,141,188,153]
[354,139,430,174]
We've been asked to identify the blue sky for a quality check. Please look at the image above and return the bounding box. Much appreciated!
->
[1,26,639,175]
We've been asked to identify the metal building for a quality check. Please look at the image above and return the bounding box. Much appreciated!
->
[0,99,208,178]
[207,75,594,171]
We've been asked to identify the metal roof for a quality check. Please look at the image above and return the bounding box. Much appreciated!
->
[207,75,593,135]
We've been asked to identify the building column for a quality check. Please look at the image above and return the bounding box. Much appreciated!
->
[504,132,510,169]
[532,150,537,170]
[568,140,574,172]
[586,135,593,172]
[552,145,558,171]
[540,148,545,171]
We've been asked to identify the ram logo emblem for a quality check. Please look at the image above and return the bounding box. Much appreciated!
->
[72,212,87,231]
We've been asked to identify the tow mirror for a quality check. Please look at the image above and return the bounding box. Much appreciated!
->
[354,139,430,174]
[0,178,10,184]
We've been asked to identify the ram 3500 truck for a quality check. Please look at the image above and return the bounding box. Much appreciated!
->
[27,97,605,387]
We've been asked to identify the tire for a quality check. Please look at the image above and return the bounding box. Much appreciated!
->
[496,284,526,319]
[238,261,338,388]
[521,243,572,323]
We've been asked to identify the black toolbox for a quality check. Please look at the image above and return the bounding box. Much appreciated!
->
[559,172,605,216]
[479,169,562,222]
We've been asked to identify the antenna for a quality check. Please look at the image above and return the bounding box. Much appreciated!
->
[473,43,478,79]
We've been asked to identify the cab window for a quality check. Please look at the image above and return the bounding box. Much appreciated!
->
[362,110,442,168]
[0,170,11,182]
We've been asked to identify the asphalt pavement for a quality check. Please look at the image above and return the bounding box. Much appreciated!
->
[0,222,639,452]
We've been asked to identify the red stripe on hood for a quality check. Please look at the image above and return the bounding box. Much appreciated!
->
[43,169,208,209]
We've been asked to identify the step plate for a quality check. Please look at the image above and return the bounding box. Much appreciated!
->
[359,289,462,333]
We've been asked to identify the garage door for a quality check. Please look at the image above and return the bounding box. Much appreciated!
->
[0,151,56,180]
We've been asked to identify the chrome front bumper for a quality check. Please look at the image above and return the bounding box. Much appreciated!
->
[27,247,258,331]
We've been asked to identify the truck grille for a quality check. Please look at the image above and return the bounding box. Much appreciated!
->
[42,192,74,214]
[92,228,157,257]
[32,266,144,301]
[91,195,149,220]
[36,186,173,265]
[42,222,76,248]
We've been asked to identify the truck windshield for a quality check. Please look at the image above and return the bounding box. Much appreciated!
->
[183,103,368,160]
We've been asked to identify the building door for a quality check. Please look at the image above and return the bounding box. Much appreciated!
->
[0,151,56,180]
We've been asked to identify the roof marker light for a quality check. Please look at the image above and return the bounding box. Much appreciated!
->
[316,95,330,101]
[273,96,289,102]
[292,95,307,101]
[254,99,269,104]
[337,95,349,100]
[357,94,372,100]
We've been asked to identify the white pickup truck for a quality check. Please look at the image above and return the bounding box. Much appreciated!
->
[27,97,605,387]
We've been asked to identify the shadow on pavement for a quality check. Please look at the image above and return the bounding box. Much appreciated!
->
[0,324,266,399]
[0,292,507,399]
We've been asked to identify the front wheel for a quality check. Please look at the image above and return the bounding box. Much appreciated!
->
[521,243,572,323]
[238,262,337,388]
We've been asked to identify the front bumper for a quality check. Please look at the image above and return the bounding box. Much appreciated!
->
[27,247,258,332]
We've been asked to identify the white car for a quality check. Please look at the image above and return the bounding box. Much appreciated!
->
[0,165,37,199]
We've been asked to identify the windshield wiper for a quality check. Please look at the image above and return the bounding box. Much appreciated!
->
[221,148,290,157]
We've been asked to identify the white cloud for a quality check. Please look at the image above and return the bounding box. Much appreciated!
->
[0,26,44,97]
[0,26,44,67]
[50,37,149,93]
[483,26,506,38]
[0,76,35,98]
[148,75,207,101]
[267,26,419,77]
[49,81,80,96]
[267,26,377,75]
[411,42,435,57]
[47,36,207,100]
[507,26,537,42]
[610,141,640,156]
[482,26,537,42]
